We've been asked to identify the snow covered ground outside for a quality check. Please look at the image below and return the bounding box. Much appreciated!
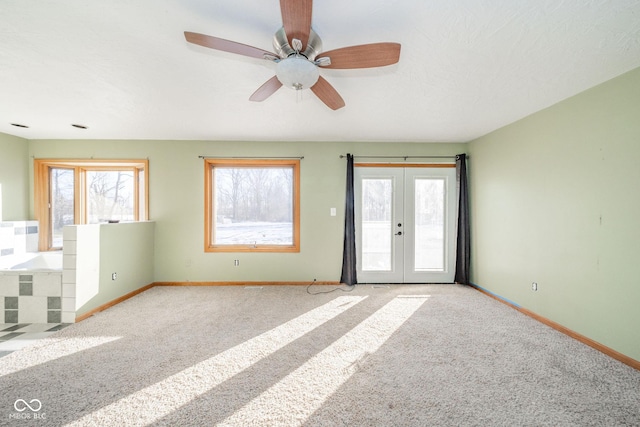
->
[215,222,293,245]
[362,222,444,271]
[215,221,443,271]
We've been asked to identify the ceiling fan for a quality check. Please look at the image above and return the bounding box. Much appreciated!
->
[184,0,401,110]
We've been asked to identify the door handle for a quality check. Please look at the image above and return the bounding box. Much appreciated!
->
[395,231,402,236]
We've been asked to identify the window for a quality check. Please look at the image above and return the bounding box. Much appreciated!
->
[34,159,149,250]
[204,159,300,252]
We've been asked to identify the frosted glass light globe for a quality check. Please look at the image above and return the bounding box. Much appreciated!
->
[276,56,319,90]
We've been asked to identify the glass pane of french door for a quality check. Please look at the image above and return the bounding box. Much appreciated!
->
[414,178,445,271]
[361,178,393,271]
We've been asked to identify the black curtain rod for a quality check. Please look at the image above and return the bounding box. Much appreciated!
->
[339,155,458,160]
[198,156,304,159]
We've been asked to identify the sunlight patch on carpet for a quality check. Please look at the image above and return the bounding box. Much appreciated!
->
[219,295,430,427]
[0,336,122,377]
[66,295,367,426]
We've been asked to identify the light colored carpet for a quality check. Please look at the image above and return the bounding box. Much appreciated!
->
[0,284,638,426]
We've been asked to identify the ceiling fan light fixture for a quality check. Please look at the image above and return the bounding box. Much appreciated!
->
[276,55,319,90]
[184,2,400,109]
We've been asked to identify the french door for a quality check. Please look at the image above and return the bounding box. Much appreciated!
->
[355,166,457,283]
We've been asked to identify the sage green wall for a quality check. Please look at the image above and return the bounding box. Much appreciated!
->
[0,133,29,221]
[28,140,465,283]
[468,67,640,361]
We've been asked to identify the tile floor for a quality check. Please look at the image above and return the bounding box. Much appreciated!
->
[0,323,70,358]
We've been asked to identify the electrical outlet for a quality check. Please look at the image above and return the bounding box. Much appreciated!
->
[112,272,117,281]
[234,259,240,267]
[532,282,538,291]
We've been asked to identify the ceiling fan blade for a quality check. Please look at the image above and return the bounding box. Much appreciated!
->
[318,43,401,69]
[310,76,345,110]
[184,31,276,60]
[280,0,313,50]
[249,76,283,102]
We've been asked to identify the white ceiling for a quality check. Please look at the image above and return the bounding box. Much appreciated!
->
[1,0,639,142]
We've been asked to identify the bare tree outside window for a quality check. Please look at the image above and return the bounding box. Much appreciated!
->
[205,158,300,252]
[50,168,74,248]
[214,167,293,245]
[87,171,135,223]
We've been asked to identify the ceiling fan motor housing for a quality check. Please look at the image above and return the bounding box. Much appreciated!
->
[272,27,322,60]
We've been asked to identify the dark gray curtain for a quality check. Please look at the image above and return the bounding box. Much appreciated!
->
[454,153,470,285]
[340,154,357,286]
